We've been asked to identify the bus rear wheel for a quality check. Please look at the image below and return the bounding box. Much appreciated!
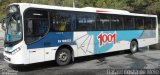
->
[56,48,71,66]
[130,41,138,54]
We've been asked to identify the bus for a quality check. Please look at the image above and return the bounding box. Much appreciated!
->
[1,3,158,66]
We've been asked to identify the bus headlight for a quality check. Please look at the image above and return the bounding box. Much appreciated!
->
[11,47,21,55]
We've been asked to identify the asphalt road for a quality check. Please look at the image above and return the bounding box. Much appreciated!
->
[0,50,160,75]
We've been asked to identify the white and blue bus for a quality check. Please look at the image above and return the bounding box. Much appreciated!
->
[2,3,158,66]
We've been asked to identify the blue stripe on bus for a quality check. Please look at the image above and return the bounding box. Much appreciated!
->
[27,32,76,49]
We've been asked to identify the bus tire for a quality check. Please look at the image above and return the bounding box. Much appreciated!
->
[56,48,71,66]
[130,40,138,54]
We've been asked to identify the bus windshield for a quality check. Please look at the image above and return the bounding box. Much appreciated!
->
[4,5,22,46]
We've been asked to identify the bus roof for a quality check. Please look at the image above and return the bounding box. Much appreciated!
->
[10,3,157,17]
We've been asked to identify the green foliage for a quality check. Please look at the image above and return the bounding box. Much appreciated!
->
[0,0,160,19]
[147,2,160,14]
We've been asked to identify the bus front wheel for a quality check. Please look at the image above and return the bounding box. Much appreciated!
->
[56,48,71,66]
[130,40,138,54]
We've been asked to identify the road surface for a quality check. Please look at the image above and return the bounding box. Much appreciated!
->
[0,50,160,75]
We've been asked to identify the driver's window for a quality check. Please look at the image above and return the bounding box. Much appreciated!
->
[27,20,33,35]
[24,9,49,44]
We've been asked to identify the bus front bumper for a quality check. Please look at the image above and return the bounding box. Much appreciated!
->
[3,51,24,65]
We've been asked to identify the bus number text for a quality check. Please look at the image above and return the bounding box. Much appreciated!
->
[98,32,116,47]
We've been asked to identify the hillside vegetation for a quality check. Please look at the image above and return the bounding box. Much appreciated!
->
[0,0,160,20]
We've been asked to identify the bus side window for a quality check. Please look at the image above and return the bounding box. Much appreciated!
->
[51,11,71,32]
[97,14,111,30]
[135,17,144,30]
[111,15,123,30]
[76,12,96,31]
[144,17,152,30]
[38,20,45,34]
[151,18,156,29]
[124,16,135,30]
[56,20,66,31]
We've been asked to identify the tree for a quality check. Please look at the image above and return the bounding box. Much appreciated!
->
[0,0,160,20]
[146,0,160,14]
[76,0,97,7]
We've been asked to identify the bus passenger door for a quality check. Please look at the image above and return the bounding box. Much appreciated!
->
[44,41,56,61]
[24,9,49,63]
[27,19,45,63]
[29,48,45,63]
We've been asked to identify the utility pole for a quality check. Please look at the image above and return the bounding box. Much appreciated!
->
[73,0,75,8]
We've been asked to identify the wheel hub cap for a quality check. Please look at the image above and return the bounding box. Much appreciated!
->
[59,52,68,62]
